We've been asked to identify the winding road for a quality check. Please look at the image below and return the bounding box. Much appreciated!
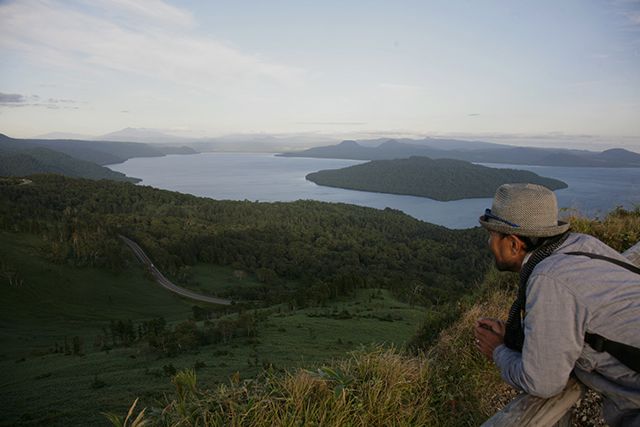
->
[119,235,233,306]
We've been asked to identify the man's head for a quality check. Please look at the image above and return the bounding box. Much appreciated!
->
[479,183,570,271]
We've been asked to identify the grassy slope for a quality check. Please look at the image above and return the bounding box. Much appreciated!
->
[0,232,426,426]
[177,264,278,300]
[0,232,194,426]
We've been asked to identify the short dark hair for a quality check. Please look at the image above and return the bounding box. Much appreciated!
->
[493,232,552,252]
[516,235,552,252]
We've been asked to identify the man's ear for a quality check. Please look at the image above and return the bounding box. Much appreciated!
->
[509,235,527,254]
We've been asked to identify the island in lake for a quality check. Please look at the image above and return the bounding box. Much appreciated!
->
[306,156,568,201]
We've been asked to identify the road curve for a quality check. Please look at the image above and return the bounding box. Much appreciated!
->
[119,235,233,306]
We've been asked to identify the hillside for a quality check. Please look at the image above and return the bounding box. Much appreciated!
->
[0,132,199,182]
[0,175,491,425]
[306,156,567,201]
[0,232,428,426]
[0,146,140,182]
[109,207,640,427]
[280,139,640,168]
[0,133,197,165]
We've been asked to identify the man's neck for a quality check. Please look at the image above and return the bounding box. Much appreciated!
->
[512,251,533,273]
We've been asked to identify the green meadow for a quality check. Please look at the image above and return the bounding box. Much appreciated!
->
[0,231,426,426]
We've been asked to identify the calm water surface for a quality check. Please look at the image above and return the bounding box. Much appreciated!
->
[108,153,640,229]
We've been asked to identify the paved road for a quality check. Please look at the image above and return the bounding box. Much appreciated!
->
[119,235,233,306]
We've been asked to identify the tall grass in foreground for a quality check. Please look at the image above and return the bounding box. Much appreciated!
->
[108,207,639,426]
[108,289,514,427]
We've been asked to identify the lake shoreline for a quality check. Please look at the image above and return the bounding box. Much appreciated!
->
[108,152,640,229]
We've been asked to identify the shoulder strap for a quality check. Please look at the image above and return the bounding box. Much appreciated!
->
[565,251,640,275]
[566,251,640,373]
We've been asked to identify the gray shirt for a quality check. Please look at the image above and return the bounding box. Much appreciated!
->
[493,233,640,423]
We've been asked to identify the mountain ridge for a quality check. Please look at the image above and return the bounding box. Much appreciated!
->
[280,139,640,167]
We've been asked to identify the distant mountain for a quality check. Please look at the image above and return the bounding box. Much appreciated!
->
[36,131,95,140]
[279,139,446,160]
[31,127,338,152]
[306,156,568,201]
[281,139,640,167]
[598,148,640,164]
[356,137,509,151]
[148,144,199,155]
[188,133,335,153]
[36,127,330,152]
[0,146,139,182]
[96,127,195,144]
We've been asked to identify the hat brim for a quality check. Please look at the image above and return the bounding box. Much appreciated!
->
[479,216,570,237]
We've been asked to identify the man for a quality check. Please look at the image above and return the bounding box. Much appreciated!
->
[473,183,640,426]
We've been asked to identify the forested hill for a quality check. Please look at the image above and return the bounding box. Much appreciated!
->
[0,146,140,183]
[306,156,567,201]
[0,133,198,182]
[0,174,491,305]
[0,133,197,165]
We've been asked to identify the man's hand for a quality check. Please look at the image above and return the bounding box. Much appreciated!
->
[474,318,505,361]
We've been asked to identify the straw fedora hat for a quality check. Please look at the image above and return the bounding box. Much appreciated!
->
[479,183,570,237]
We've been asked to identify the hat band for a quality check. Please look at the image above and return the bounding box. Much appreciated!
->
[483,208,520,228]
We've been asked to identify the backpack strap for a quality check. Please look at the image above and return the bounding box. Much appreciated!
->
[584,332,640,373]
[566,251,640,275]
[566,251,640,373]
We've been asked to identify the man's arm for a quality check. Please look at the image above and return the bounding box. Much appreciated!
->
[493,273,589,398]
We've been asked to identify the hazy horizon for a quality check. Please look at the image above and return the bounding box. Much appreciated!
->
[1,127,639,153]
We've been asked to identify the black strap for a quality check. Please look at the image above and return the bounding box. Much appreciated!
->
[567,251,640,373]
[566,251,640,275]
[504,233,570,351]
[585,333,640,373]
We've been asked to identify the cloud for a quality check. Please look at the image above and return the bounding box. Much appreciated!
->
[613,0,640,26]
[0,0,304,95]
[86,0,195,29]
[378,83,423,91]
[47,98,76,104]
[625,11,640,24]
[294,121,367,126]
[0,92,27,103]
[0,91,77,109]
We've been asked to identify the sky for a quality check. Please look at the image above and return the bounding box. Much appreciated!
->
[1,0,639,150]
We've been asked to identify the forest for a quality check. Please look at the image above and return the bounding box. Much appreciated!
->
[0,147,138,182]
[0,174,491,307]
[306,156,567,201]
[0,174,496,425]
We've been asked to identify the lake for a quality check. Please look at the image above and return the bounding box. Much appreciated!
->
[108,153,640,229]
